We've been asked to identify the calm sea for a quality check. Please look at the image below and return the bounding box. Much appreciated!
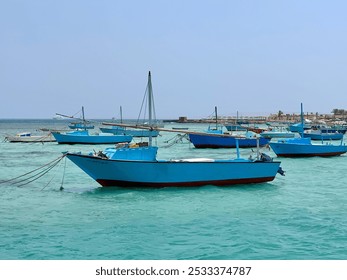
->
[0,119,346,260]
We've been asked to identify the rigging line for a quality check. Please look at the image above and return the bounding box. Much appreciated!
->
[136,86,148,124]
[14,159,62,188]
[0,155,65,185]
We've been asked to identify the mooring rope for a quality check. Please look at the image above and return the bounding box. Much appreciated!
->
[13,159,62,188]
[59,156,67,191]
[0,154,66,187]
[161,133,189,148]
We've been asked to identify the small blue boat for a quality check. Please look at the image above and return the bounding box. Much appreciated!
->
[65,72,283,188]
[269,137,347,157]
[288,122,311,133]
[100,126,159,137]
[68,122,94,130]
[320,128,347,134]
[270,104,347,157]
[260,126,296,139]
[52,130,132,144]
[224,124,247,131]
[303,131,344,141]
[311,126,347,134]
[188,133,270,148]
[100,106,159,137]
[189,107,270,148]
[57,106,95,130]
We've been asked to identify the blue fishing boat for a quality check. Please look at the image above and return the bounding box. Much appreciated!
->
[310,125,347,134]
[189,107,270,148]
[188,132,270,148]
[260,130,296,139]
[225,112,247,131]
[224,124,247,131]
[100,126,159,137]
[288,122,310,133]
[65,72,283,188]
[303,130,344,141]
[52,130,132,144]
[100,106,160,137]
[270,104,347,157]
[260,125,296,139]
[68,122,94,130]
[56,106,95,130]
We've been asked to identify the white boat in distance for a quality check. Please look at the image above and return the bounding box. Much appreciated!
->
[4,132,56,143]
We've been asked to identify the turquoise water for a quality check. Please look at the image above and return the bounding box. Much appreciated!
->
[1,119,346,260]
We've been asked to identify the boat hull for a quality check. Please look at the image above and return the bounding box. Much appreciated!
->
[188,133,270,148]
[269,142,347,157]
[5,135,56,143]
[289,123,311,132]
[303,132,344,140]
[260,132,295,139]
[52,132,132,144]
[100,127,159,137]
[68,124,95,129]
[66,153,281,188]
[224,125,247,131]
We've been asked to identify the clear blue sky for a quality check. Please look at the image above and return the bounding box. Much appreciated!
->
[1,0,346,119]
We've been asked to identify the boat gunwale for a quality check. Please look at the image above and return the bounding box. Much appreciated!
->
[66,152,281,164]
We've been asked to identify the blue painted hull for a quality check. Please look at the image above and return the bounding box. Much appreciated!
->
[289,123,310,132]
[100,127,159,137]
[260,131,296,139]
[303,132,344,140]
[52,131,132,144]
[68,123,94,129]
[320,128,347,134]
[225,125,247,131]
[269,138,347,157]
[188,133,270,148]
[66,153,281,187]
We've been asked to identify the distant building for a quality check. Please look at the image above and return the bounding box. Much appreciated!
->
[178,116,188,123]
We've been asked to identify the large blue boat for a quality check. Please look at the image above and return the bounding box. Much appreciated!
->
[65,72,283,188]
[270,104,347,157]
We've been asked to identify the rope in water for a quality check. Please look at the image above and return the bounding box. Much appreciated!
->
[161,133,189,148]
[0,154,66,188]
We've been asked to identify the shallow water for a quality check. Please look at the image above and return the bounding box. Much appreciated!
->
[1,119,346,260]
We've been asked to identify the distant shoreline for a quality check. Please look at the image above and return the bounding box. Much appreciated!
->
[1,112,346,125]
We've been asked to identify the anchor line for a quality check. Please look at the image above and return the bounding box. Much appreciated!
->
[41,156,67,191]
[10,157,63,188]
[60,156,67,191]
[161,133,189,148]
[0,155,66,187]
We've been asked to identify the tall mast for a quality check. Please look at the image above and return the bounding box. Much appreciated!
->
[147,71,153,146]
[215,106,218,130]
[120,106,123,123]
[82,106,86,130]
[300,103,304,137]
[82,106,85,122]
